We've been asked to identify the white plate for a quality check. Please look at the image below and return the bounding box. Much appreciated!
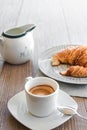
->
[38,44,87,84]
[7,90,78,130]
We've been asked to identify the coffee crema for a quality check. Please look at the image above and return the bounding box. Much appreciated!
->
[29,85,55,96]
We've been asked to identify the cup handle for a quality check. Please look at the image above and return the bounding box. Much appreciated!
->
[25,76,33,82]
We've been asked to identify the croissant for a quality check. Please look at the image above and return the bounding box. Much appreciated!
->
[51,45,87,67]
[51,45,87,77]
[60,66,87,77]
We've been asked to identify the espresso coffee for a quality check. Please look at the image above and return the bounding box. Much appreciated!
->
[29,85,55,96]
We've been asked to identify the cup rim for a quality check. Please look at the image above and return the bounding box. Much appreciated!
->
[25,77,59,98]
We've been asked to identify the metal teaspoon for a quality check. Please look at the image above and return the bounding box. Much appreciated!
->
[57,106,87,120]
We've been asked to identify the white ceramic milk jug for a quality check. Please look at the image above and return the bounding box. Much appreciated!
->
[0,24,36,64]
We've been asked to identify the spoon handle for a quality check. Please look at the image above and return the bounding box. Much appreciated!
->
[76,112,87,120]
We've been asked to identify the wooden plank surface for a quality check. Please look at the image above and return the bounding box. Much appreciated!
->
[0,0,87,130]
[60,0,87,44]
[0,0,23,33]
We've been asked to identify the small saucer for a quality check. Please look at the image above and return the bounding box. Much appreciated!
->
[7,90,78,130]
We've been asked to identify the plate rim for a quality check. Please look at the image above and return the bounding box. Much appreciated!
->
[38,44,87,84]
[7,90,78,130]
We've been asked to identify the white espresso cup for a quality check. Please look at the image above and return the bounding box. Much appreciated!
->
[25,77,59,117]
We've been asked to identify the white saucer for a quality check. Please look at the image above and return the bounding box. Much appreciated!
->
[7,90,78,130]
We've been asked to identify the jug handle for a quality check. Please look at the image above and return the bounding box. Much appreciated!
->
[0,36,4,46]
